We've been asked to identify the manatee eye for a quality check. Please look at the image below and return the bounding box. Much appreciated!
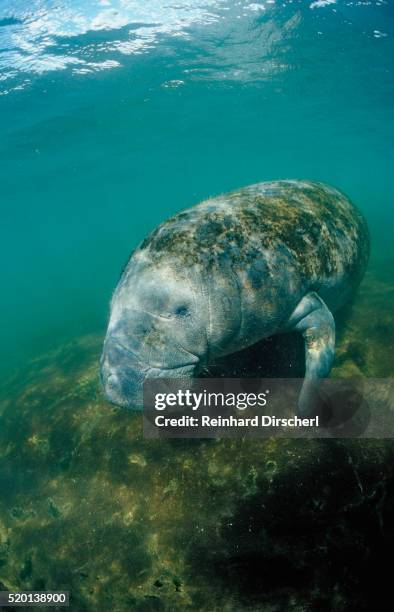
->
[174,305,189,317]
[136,323,149,336]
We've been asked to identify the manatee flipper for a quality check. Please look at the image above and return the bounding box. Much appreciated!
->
[287,292,335,416]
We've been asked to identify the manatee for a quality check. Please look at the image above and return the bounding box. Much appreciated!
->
[101,180,369,413]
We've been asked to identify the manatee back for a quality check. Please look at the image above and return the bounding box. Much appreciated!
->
[132,180,369,316]
[217,180,369,311]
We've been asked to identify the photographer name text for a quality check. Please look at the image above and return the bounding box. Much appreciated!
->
[154,414,319,428]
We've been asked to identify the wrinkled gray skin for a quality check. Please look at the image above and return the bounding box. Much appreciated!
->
[101,180,369,413]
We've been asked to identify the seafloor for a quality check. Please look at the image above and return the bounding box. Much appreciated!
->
[0,260,393,611]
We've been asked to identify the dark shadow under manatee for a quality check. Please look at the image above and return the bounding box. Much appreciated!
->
[185,440,394,611]
[201,331,305,379]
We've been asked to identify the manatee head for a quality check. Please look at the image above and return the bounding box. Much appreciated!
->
[100,253,208,409]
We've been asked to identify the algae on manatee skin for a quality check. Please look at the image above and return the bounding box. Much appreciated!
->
[0,262,393,611]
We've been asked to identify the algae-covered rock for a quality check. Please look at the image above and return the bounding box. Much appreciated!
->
[0,261,393,611]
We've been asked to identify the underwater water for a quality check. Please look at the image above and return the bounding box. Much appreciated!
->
[1,1,394,610]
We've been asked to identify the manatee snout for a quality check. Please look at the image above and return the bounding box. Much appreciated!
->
[101,331,202,409]
[100,336,148,409]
